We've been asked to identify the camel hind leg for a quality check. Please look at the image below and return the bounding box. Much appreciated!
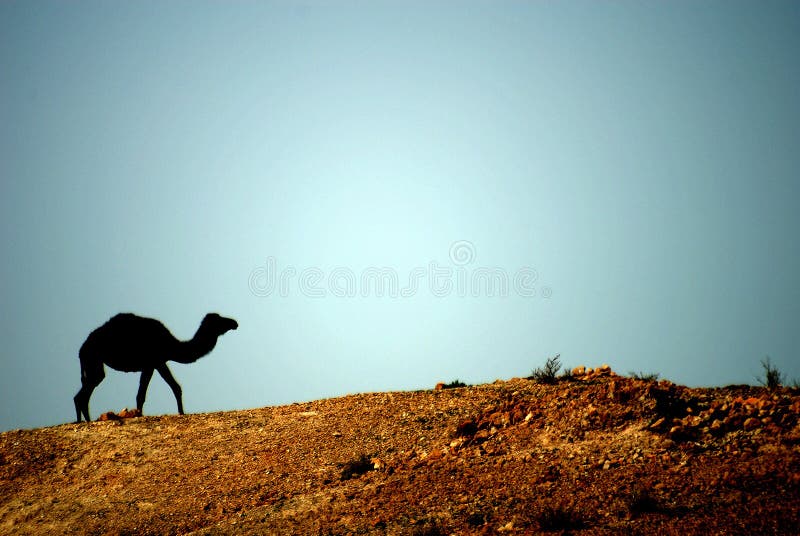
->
[156,364,184,415]
[74,358,104,423]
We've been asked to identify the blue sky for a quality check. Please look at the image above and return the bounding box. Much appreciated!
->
[2,1,798,431]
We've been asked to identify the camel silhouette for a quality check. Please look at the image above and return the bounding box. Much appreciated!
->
[73,312,238,423]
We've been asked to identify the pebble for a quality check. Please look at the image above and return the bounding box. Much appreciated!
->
[743,417,761,431]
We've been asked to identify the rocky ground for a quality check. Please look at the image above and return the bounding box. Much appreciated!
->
[2,366,799,535]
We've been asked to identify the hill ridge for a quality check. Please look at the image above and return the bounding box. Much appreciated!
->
[2,369,799,534]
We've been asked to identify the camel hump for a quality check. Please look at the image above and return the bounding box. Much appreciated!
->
[80,313,174,362]
[105,313,172,336]
[110,312,138,322]
[108,312,161,327]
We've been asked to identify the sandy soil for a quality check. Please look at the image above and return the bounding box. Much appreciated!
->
[2,368,799,535]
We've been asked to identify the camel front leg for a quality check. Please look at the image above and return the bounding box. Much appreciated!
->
[136,368,154,413]
[156,364,184,415]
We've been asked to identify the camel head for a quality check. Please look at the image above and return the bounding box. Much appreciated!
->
[201,313,239,337]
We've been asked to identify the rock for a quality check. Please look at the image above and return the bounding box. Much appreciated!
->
[743,397,761,409]
[98,412,121,422]
[118,408,142,419]
[434,382,445,391]
[511,407,526,424]
[572,366,586,376]
[669,425,684,438]
[456,419,478,437]
[724,415,743,428]
[683,415,702,428]
[498,521,514,532]
[474,430,490,442]
[427,448,443,461]
[489,411,510,427]
[743,417,761,431]
[649,417,666,430]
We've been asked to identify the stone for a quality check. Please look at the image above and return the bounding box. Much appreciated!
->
[669,425,684,438]
[498,521,514,532]
[118,408,142,419]
[474,430,490,442]
[434,382,445,391]
[511,408,526,424]
[490,412,510,427]
[572,366,586,376]
[649,417,666,429]
[450,438,465,449]
[456,419,478,437]
[743,417,761,431]
[427,448,443,461]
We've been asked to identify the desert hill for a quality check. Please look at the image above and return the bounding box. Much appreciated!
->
[2,366,799,535]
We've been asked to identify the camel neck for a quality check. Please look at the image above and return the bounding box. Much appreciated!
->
[173,331,218,364]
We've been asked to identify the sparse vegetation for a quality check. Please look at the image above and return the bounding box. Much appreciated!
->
[529,354,562,384]
[559,367,576,382]
[757,356,785,389]
[441,379,467,389]
[630,371,660,382]
[340,453,374,480]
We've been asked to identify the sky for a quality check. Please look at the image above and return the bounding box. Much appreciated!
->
[1,1,799,432]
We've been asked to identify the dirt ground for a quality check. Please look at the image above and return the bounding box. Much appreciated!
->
[2,367,799,535]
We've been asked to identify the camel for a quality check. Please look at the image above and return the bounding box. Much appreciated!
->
[73,312,238,423]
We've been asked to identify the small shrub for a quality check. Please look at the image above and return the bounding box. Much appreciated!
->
[630,371,660,382]
[535,504,584,532]
[340,454,373,480]
[628,486,661,516]
[757,356,784,389]
[529,354,562,384]
[442,379,467,389]
[559,367,576,382]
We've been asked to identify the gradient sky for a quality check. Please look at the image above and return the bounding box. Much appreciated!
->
[2,1,799,432]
